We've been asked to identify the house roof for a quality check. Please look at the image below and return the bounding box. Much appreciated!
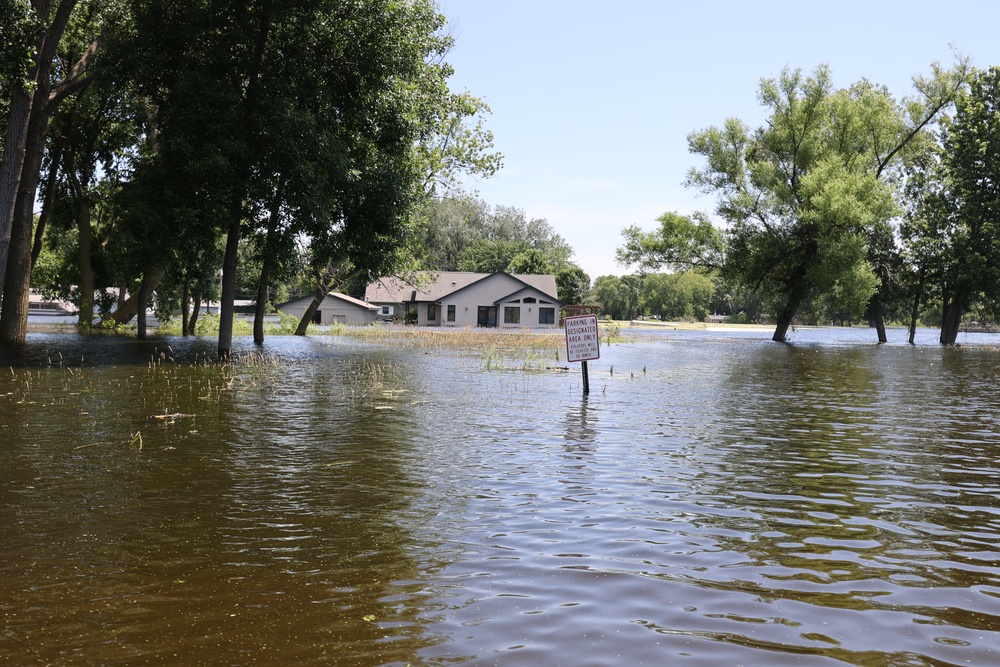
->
[365,271,559,304]
[277,292,378,311]
[329,292,379,311]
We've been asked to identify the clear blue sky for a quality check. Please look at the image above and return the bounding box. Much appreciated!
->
[435,0,1000,280]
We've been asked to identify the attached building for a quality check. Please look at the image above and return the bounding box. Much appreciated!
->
[365,271,561,328]
[278,292,379,326]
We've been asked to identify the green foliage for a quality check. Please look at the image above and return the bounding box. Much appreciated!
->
[641,271,716,321]
[617,211,723,273]
[673,62,967,340]
[0,0,35,92]
[419,197,574,274]
[592,274,642,321]
[555,265,591,305]
[457,238,525,273]
[929,66,1000,341]
[506,248,553,275]
[157,313,253,337]
[50,0,501,350]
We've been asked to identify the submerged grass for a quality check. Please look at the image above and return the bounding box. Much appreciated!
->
[320,324,566,352]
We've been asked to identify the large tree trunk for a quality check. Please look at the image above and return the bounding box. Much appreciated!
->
[0,193,33,343]
[0,0,79,308]
[771,267,812,343]
[68,163,94,332]
[0,86,34,302]
[940,298,963,345]
[218,9,271,358]
[0,86,53,343]
[295,283,326,336]
[772,288,807,343]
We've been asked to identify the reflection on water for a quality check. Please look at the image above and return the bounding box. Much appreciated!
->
[2,328,1000,665]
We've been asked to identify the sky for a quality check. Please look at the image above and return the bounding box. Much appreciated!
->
[434,0,1000,280]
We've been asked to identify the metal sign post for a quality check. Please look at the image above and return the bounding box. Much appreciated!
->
[564,314,601,395]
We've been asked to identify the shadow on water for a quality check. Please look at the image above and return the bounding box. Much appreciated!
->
[0,339,453,665]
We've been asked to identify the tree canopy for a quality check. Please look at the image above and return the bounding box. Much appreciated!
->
[0,0,501,351]
[618,61,970,343]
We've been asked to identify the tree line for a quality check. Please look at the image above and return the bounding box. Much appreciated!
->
[615,59,1000,344]
[413,195,591,305]
[0,0,501,355]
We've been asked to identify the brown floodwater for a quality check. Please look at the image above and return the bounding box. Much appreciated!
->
[2,327,1000,666]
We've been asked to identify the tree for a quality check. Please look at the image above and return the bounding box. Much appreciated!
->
[0,0,101,343]
[641,271,715,321]
[113,0,476,354]
[681,64,962,342]
[617,211,723,273]
[556,265,590,305]
[506,248,553,275]
[899,150,949,343]
[413,196,489,270]
[592,274,642,321]
[932,67,1000,344]
[456,237,522,273]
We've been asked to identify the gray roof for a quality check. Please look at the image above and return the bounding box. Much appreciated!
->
[365,271,559,304]
[329,292,379,310]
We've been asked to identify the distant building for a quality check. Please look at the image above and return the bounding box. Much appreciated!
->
[365,271,561,328]
[277,292,379,326]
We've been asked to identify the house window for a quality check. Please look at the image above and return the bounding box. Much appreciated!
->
[538,307,555,325]
[523,297,536,303]
[427,303,437,320]
[380,305,393,316]
[447,304,455,322]
[504,306,520,324]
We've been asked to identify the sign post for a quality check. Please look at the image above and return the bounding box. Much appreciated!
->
[564,314,600,394]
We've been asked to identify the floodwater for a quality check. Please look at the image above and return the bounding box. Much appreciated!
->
[2,326,1000,666]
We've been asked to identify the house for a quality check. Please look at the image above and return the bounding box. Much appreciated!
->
[364,271,561,328]
[28,290,75,315]
[278,292,379,326]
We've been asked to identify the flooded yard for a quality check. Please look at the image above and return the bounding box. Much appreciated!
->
[2,327,1000,665]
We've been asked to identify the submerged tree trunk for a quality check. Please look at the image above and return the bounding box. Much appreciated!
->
[218,219,240,356]
[0,94,52,343]
[908,270,926,345]
[68,163,94,332]
[0,198,32,343]
[0,0,90,338]
[870,294,887,343]
[188,283,202,335]
[181,274,191,337]
[254,186,283,345]
[295,283,326,336]
[771,280,810,343]
[136,271,153,340]
[940,298,964,345]
[217,9,271,358]
[103,266,165,327]
[253,279,269,344]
